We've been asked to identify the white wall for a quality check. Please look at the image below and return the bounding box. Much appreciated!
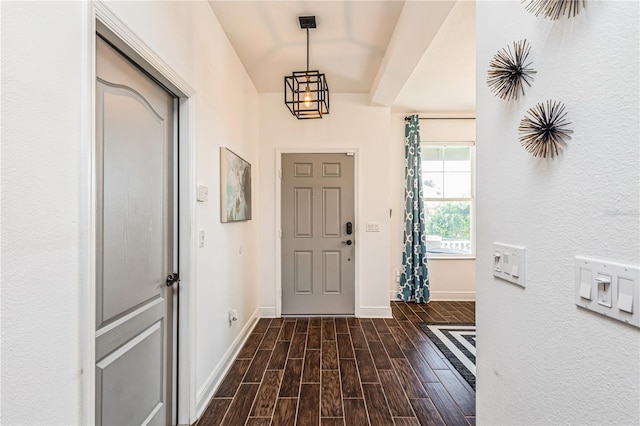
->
[258,93,392,317]
[390,114,476,301]
[1,1,260,423]
[1,2,85,423]
[477,2,639,424]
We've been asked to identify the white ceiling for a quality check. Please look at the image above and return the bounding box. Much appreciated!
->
[208,0,475,114]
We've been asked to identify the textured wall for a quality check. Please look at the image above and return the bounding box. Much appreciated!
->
[476,1,640,424]
[1,2,85,424]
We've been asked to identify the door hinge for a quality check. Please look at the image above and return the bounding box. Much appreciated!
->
[279,229,283,239]
[278,169,282,179]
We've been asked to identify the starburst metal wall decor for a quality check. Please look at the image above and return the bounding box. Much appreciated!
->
[522,0,586,20]
[519,100,573,158]
[487,40,536,101]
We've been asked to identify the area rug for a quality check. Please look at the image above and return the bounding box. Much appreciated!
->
[419,323,476,390]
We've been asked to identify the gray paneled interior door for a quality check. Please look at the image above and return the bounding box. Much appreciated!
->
[95,36,176,425]
[281,153,355,315]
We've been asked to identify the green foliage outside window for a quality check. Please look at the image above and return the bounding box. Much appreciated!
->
[426,202,470,240]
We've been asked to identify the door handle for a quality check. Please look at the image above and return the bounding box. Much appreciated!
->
[341,240,353,246]
[166,273,180,287]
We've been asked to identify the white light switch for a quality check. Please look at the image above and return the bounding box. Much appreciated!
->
[575,256,639,329]
[579,268,592,300]
[618,277,634,313]
[492,243,526,287]
[199,230,205,248]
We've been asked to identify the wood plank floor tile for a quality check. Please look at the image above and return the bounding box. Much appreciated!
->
[349,326,367,349]
[362,384,393,426]
[279,358,303,397]
[278,321,295,341]
[321,418,345,426]
[214,359,251,397]
[361,321,380,341]
[253,318,272,333]
[271,398,297,426]
[302,349,321,383]
[335,318,349,334]
[391,358,427,398]
[410,338,449,370]
[267,341,290,370]
[337,333,354,359]
[237,333,265,360]
[295,318,309,334]
[270,318,284,327]
[393,417,420,426]
[220,383,259,425]
[200,302,475,426]
[308,326,321,350]
[339,358,363,398]
[343,399,369,425]
[403,349,439,383]
[259,327,280,350]
[378,370,415,417]
[243,350,272,383]
[297,383,320,426]
[434,369,475,416]
[355,349,379,383]
[321,370,343,417]
[368,341,393,370]
[322,340,339,370]
[424,382,469,426]
[250,370,283,417]
[372,318,391,334]
[198,398,231,426]
[289,333,307,359]
[246,418,271,426]
[410,398,445,426]
[322,318,336,341]
[388,326,417,353]
[379,333,404,358]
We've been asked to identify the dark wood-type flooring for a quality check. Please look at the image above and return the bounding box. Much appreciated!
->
[196,301,475,426]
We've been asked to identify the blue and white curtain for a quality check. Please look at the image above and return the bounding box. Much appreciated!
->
[398,115,430,303]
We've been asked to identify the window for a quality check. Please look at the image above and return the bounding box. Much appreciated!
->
[422,143,475,257]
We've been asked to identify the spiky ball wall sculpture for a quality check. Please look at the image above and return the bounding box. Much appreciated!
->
[523,0,586,20]
[518,100,573,158]
[487,40,536,101]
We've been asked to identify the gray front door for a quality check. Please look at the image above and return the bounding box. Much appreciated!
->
[95,36,176,425]
[281,153,355,315]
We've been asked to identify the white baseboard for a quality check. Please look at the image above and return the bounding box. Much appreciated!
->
[359,306,392,318]
[257,306,276,317]
[389,290,475,301]
[195,309,259,420]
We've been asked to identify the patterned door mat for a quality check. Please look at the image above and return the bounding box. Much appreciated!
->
[419,323,476,390]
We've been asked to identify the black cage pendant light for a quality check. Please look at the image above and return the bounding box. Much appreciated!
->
[284,16,330,119]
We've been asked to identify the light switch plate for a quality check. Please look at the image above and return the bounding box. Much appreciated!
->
[366,222,380,232]
[197,185,208,202]
[493,243,526,287]
[575,256,639,328]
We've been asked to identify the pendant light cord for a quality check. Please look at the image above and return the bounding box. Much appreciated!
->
[306,28,310,72]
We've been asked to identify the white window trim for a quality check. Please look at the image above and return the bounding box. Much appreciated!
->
[421,140,476,260]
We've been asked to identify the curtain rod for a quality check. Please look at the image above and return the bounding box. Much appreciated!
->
[404,116,475,121]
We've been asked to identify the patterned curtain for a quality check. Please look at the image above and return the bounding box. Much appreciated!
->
[398,115,430,303]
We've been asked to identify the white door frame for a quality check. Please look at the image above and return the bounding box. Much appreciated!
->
[83,2,197,424]
[275,148,361,318]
